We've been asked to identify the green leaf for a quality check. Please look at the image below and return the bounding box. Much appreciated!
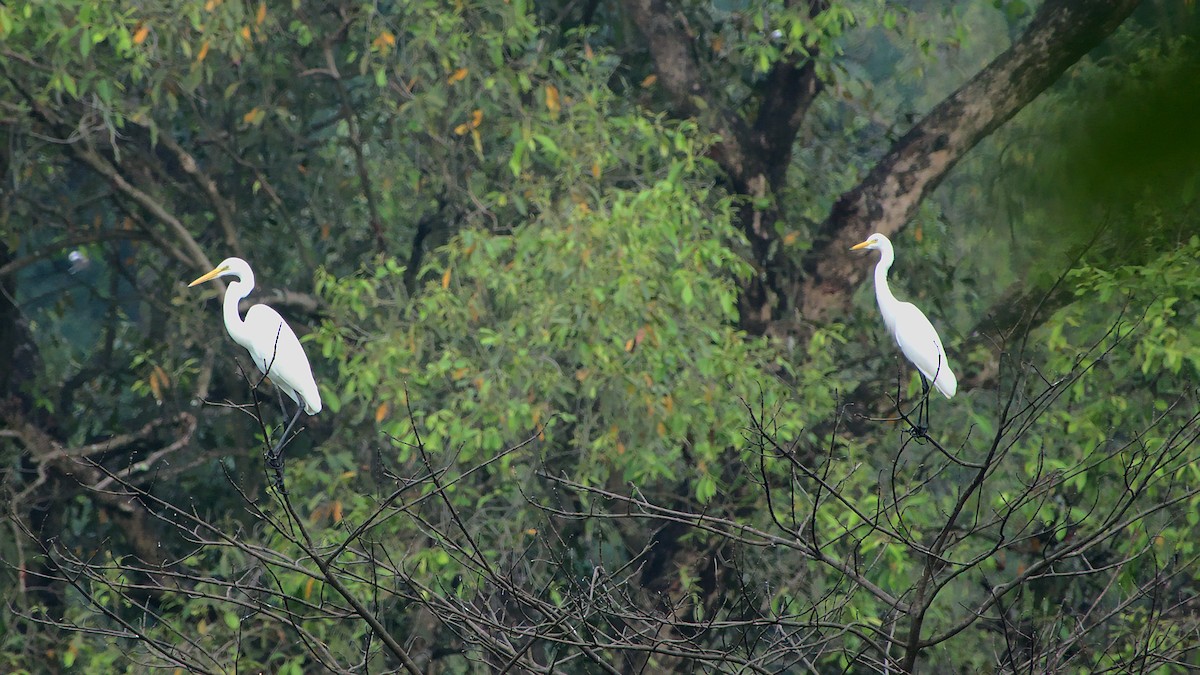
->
[324,387,342,414]
[695,474,716,503]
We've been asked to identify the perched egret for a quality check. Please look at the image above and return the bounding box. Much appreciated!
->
[851,233,956,429]
[189,257,321,458]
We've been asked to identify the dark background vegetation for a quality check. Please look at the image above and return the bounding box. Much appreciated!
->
[2,0,1199,672]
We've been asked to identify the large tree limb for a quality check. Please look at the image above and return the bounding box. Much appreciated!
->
[798,0,1142,323]
[3,405,196,575]
[154,132,246,260]
[7,75,216,274]
[69,136,215,272]
[622,0,827,193]
[750,0,828,185]
[318,41,387,254]
[0,231,148,280]
[239,289,322,318]
[621,0,830,336]
[621,0,758,192]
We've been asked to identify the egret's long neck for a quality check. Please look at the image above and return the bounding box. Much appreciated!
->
[222,278,255,350]
[874,245,899,309]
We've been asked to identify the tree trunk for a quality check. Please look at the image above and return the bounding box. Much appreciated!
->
[797,0,1142,325]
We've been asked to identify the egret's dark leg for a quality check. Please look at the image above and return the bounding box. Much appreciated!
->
[268,404,304,460]
[266,402,306,492]
[274,387,289,418]
[914,374,930,438]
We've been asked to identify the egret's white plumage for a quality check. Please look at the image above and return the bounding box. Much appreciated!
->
[189,257,322,415]
[851,233,956,399]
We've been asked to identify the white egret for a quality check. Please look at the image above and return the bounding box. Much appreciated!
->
[851,233,956,429]
[189,257,321,458]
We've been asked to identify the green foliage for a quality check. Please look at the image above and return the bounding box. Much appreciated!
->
[968,33,1200,283]
[1054,235,1200,381]
[317,166,833,504]
[4,0,1198,672]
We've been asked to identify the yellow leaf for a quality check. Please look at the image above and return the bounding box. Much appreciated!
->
[240,25,251,41]
[591,161,601,178]
[624,338,634,352]
[374,402,389,423]
[196,40,210,62]
[525,528,538,536]
[663,394,674,414]
[448,67,468,84]
[149,370,162,401]
[616,441,626,455]
[471,109,483,127]
[472,128,482,155]
[584,43,594,60]
[133,24,150,45]
[913,225,923,242]
[204,0,219,10]
[451,367,469,380]
[656,421,666,436]
[782,231,800,245]
[332,500,343,523]
[641,74,657,88]
[308,503,328,522]
[304,578,315,599]
[575,369,589,382]
[441,268,452,288]
[242,107,263,124]
[545,84,560,116]
[373,30,395,50]
[255,2,267,25]
[454,122,469,135]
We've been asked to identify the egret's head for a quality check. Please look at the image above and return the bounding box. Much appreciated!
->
[850,233,889,252]
[188,257,251,287]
